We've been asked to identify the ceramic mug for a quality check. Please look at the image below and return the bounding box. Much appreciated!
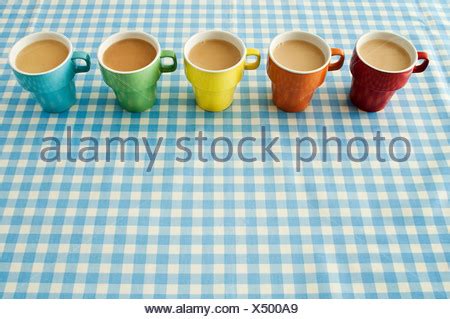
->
[349,31,429,112]
[9,31,91,113]
[267,30,345,112]
[184,30,261,112]
[98,31,177,113]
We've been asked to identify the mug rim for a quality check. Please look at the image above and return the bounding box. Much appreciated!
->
[268,30,332,75]
[9,31,73,76]
[183,30,247,74]
[97,30,162,75]
[355,30,418,74]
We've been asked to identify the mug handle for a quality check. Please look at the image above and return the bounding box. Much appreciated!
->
[413,52,429,73]
[328,48,345,71]
[244,48,261,70]
[72,51,91,73]
[160,50,177,73]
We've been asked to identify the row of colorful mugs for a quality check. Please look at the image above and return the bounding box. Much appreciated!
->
[9,30,429,113]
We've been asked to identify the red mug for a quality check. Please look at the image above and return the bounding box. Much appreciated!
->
[349,31,429,112]
[267,31,345,112]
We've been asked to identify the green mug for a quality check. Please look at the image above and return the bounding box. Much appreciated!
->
[98,31,177,112]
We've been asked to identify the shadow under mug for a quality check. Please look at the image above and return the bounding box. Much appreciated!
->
[267,31,345,112]
[98,31,177,113]
[184,30,261,112]
[349,31,429,112]
[9,31,91,113]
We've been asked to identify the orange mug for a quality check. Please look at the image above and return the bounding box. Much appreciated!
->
[267,31,345,112]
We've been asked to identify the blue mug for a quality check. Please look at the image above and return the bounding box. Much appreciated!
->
[9,31,91,113]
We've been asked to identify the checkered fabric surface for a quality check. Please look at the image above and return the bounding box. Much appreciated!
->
[0,0,449,298]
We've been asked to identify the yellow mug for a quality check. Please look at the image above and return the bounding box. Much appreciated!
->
[184,30,261,112]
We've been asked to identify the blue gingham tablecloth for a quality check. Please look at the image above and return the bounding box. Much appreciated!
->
[0,0,449,298]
